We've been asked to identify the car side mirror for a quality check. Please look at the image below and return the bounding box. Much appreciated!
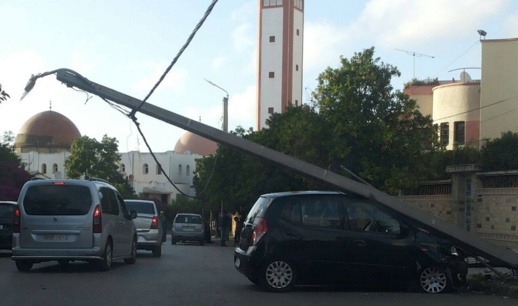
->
[130,210,137,219]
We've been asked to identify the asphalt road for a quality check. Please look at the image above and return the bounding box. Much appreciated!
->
[0,237,516,306]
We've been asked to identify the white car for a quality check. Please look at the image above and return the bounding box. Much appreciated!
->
[124,199,163,257]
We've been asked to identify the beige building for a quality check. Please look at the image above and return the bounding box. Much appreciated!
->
[480,38,518,141]
[405,37,518,149]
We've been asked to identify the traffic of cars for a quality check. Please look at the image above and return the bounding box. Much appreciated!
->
[3,177,473,295]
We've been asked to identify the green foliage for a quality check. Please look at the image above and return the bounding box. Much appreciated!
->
[0,84,10,103]
[403,78,440,89]
[481,131,518,171]
[0,134,32,200]
[65,135,136,198]
[312,47,439,194]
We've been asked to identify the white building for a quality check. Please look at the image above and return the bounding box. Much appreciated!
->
[15,110,217,204]
[257,0,304,130]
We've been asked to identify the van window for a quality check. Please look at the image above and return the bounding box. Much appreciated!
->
[345,200,400,234]
[125,201,155,214]
[100,187,120,215]
[246,196,270,224]
[23,185,92,215]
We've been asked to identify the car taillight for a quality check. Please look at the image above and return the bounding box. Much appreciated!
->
[13,207,20,233]
[252,218,268,246]
[93,204,102,233]
[151,216,159,229]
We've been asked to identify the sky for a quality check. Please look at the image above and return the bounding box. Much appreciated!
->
[1,0,518,153]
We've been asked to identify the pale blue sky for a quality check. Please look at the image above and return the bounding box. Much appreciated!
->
[1,0,517,153]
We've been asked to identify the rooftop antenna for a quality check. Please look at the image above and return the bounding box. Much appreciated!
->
[395,49,435,79]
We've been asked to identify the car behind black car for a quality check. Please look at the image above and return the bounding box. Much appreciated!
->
[234,191,467,293]
[0,201,17,250]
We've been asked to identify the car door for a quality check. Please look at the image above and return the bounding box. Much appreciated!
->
[276,195,348,285]
[341,198,416,286]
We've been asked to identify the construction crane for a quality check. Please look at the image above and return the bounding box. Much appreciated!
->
[396,49,435,79]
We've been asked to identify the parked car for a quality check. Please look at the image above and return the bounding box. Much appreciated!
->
[124,199,163,257]
[171,213,205,246]
[234,191,468,293]
[12,178,138,272]
[0,201,17,251]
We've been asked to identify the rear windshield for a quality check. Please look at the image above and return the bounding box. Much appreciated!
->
[175,215,202,224]
[246,196,270,224]
[23,185,92,215]
[0,204,15,221]
[125,201,155,215]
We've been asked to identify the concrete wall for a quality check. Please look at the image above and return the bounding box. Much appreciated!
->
[400,169,518,250]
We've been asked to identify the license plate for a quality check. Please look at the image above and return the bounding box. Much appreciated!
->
[43,234,68,240]
[182,226,195,231]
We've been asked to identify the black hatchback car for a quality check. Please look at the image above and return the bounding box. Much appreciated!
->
[0,201,17,251]
[234,191,467,293]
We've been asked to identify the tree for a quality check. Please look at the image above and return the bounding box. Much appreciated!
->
[0,84,9,103]
[481,131,518,171]
[65,135,136,198]
[0,132,32,200]
[312,47,439,194]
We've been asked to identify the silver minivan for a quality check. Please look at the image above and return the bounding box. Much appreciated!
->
[12,178,138,272]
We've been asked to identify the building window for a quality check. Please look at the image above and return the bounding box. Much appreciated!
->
[269,36,275,42]
[52,164,58,173]
[156,164,162,175]
[269,72,275,78]
[41,163,47,174]
[120,163,125,172]
[296,64,299,71]
[186,165,190,176]
[143,163,149,174]
[295,100,299,106]
[268,107,274,114]
[178,164,182,176]
[296,29,300,36]
[454,121,465,145]
[440,122,449,146]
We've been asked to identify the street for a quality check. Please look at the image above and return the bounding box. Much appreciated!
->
[0,238,516,306]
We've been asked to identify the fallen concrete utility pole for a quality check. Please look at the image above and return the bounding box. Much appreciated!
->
[36,69,518,269]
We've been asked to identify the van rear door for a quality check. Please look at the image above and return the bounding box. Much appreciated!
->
[19,182,94,249]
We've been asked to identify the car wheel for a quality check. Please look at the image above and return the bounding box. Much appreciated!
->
[97,239,113,271]
[199,239,205,246]
[125,237,137,264]
[152,245,162,257]
[15,260,33,272]
[260,259,296,292]
[419,266,451,293]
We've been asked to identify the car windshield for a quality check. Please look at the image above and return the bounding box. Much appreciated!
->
[23,185,92,215]
[175,215,202,224]
[125,201,155,214]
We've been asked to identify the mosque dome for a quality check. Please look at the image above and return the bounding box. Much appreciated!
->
[15,110,81,153]
[174,131,218,156]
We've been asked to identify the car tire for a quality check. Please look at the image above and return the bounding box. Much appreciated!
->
[419,265,451,293]
[125,237,137,264]
[259,259,296,292]
[15,260,33,272]
[152,245,162,257]
[199,239,205,246]
[97,239,113,271]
